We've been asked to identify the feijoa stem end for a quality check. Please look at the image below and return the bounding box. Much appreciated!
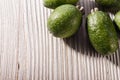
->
[91,8,99,13]
[76,5,84,14]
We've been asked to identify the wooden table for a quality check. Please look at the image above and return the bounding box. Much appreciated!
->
[0,0,120,80]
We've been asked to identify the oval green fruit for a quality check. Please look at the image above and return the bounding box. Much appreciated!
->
[43,0,78,9]
[47,4,82,38]
[95,0,120,9]
[95,0,116,6]
[114,11,120,30]
[87,10,118,55]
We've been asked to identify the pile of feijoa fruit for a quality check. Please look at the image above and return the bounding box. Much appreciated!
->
[43,0,120,55]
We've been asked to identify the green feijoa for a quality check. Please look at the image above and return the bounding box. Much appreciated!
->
[95,0,116,6]
[95,0,120,9]
[43,0,78,9]
[114,11,120,30]
[47,4,82,38]
[87,10,118,55]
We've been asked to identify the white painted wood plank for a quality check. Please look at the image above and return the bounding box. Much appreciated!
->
[0,0,120,80]
[0,0,20,80]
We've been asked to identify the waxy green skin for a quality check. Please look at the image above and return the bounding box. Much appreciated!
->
[43,0,78,9]
[87,11,118,55]
[95,0,120,9]
[47,4,82,38]
[114,11,120,30]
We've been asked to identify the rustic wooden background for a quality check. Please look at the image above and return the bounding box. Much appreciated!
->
[0,0,120,80]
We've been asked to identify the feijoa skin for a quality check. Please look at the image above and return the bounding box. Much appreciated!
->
[95,0,120,9]
[47,4,82,38]
[114,11,120,30]
[95,0,116,6]
[87,10,118,55]
[43,0,78,9]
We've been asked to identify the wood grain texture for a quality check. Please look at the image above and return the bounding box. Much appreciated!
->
[0,0,120,80]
